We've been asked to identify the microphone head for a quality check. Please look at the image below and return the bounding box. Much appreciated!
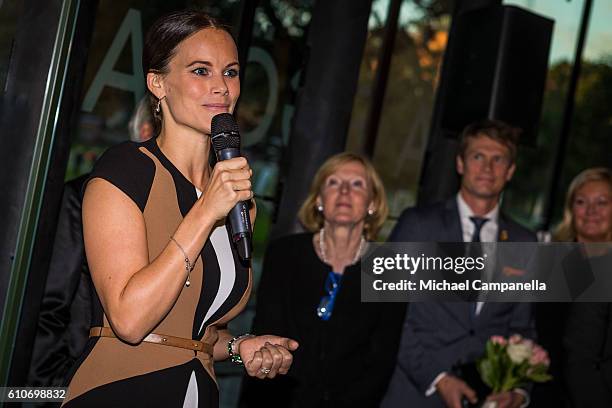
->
[211,113,240,152]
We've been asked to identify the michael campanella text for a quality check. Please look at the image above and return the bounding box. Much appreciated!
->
[373,279,547,292]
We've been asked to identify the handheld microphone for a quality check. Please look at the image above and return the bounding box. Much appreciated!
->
[210,113,252,261]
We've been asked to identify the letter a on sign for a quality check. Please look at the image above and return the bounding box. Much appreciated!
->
[82,9,144,112]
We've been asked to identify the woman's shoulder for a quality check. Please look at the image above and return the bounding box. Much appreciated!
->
[95,140,154,166]
[85,141,156,212]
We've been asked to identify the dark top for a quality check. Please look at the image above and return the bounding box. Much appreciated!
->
[389,198,537,244]
[563,250,612,408]
[565,302,612,407]
[27,175,92,391]
[242,233,406,408]
[533,250,612,408]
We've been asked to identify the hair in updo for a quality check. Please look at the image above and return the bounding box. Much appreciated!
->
[142,10,233,128]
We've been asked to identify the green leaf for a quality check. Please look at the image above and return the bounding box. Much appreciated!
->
[478,359,497,389]
[486,341,495,357]
[527,372,553,383]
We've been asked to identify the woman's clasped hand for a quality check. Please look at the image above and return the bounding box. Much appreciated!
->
[238,335,300,379]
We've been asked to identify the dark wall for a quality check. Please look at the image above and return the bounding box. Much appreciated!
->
[0,0,66,325]
[273,0,373,237]
[418,0,503,205]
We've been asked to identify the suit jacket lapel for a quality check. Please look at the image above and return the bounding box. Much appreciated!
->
[480,212,511,315]
[440,302,472,330]
[441,198,476,323]
[443,198,463,242]
[498,214,511,242]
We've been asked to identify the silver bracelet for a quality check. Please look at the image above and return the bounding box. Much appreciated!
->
[170,236,195,287]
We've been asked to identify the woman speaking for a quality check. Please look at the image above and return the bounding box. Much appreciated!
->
[62,10,296,407]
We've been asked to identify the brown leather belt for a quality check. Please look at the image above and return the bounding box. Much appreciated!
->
[90,326,214,355]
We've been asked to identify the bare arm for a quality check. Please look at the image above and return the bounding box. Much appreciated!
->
[83,158,252,344]
[213,328,234,361]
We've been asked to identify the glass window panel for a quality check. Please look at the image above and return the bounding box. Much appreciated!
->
[347,0,452,238]
[374,0,451,237]
[0,1,25,93]
[236,0,313,272]
[501,0,585,229]
[557,0,612,222]
[346,0,391,154]
[221,2,315,406]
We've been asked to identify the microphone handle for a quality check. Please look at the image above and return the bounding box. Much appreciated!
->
[228,202,252,260]
[216,147,240,161]
[215,147,252,260]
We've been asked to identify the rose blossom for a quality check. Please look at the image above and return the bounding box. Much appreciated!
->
[529,345,550,367]
[507,342,532,364]
[490,336,507,346]
[509,334,523,344]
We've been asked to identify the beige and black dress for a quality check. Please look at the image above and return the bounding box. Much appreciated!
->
[62,138,252,407]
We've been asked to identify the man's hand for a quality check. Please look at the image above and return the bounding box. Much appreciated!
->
[485,390,525,408]
[436,375,478,408]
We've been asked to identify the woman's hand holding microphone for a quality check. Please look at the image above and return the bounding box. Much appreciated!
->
[198,157,252,223]
[198,157,299,378]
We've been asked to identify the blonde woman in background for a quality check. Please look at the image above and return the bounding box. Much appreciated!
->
[554,167,612,242]
[242,152,406,408]
[533,168,612,407]
[559,167,612,408]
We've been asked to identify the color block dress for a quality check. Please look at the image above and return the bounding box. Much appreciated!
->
[62,138,251,407]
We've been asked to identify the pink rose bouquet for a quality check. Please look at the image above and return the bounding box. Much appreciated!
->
[477,334,552,393]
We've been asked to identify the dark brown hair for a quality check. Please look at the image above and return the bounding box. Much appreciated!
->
[458,119,521,163]
[142,10,232,125]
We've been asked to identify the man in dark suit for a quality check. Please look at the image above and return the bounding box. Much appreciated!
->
[381,120,536,408]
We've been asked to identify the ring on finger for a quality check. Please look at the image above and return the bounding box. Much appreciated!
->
[259,367,271,374]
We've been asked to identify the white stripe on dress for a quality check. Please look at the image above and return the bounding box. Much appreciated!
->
[198,225,236,334]
[182,371,198,408]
